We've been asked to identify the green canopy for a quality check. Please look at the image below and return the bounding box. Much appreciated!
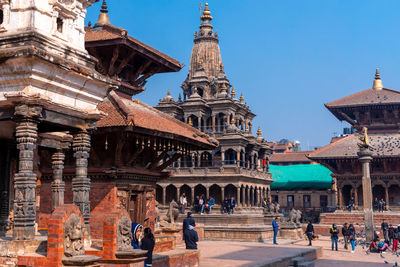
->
[270,164,332,190]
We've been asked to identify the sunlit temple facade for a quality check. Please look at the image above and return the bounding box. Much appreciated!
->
[155,4,272,209]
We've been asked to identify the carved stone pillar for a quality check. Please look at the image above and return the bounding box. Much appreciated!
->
[191,187,194,205]
[72,131,91,228]
[246,187,250,206]
[198,117,202,131]
[338,186,343,208]
[236,151,240,166]
[354,187,358,207]
[197,152,201,167]
[162,186,166,205]
[13,104,42,240]
[237,187,241,206]
[221,188,225,203]
[51,150,65,212]
[221,149,225,166]
[206,186,209,200]
[212,115,216,133]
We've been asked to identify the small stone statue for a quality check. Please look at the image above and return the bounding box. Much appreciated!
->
[64,214,84,257]
[294,209,302,226]
[117,216,133,251]
[358,127,370,149]
[274,203,280,214]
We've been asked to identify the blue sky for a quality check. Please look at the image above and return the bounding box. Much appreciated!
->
[86,1,400,149]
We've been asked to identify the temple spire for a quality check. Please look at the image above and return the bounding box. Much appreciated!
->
[257,126,262,137]
[372,68,383,90]
[94,0,110,28]
[240,93,244,103]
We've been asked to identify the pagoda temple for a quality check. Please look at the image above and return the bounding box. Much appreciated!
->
[309,69,400,211]
[155,3,272,209]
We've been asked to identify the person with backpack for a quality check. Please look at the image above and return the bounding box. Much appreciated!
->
[305,221,314,246]
[141,228,155,267]
[348,223,356,253]
[342,223,349,250]
[330,223,339,251]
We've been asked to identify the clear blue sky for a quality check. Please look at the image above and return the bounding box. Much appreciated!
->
[86,1,400,149]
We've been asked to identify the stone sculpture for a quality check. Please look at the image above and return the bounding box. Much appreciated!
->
[64,213,84,257]
[282,209,302,228]
[117,216,133,251]
[159,200,179,228]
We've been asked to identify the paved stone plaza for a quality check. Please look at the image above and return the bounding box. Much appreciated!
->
[196,238,400,266]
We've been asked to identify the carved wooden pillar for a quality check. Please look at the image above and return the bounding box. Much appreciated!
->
[51,149,65,212]
[13,105,42,240]
[385,186,389,210]
[236,151,240,166]
[221,148,225,166]
[338,186,343,208]
[354,186,358,207]
[72,131,91,228]
[191,187,195,205]
[162,186,166,205]
[212,115,216,133]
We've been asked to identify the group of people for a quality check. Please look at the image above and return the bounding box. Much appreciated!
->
[179,193,237,215]
[373,198,387,212]
[375,219,400,253]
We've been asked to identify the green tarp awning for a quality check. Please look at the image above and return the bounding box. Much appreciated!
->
[270,164,332,190]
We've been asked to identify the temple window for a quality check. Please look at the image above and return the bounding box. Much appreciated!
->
[0,9,3,25]
[287,195,294,207]
[57,17,63,33]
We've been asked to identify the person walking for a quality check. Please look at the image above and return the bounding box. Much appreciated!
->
[342,223,349,250]
[330,223,339,251]
[348,223,356,253]
[305,221,314,246]
[141,227,155,267]
[393,228,400,252]
[272,217,279,245]
[179,192,187,214]
[389,224,395,245]
[184,222,199,249]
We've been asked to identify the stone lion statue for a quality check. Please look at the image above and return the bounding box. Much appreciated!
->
[159,200,180,228]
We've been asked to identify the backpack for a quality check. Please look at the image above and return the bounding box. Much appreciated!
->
[378,241,385,248]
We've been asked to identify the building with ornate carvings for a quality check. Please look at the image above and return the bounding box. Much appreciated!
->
[155,3,272,210]
[309,69,400,211]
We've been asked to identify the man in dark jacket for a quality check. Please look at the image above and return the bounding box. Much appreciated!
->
[342,223,349,250]
[183,212,196,240]
[184,223,199,249]
[381,219,389,243]
[305,221,314,246]
[223,197,230,214]
[330,223,339,251]
[229,196,236,214]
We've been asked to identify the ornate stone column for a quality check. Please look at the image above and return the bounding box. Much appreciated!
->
[236,151,240,166]
[162,186,166,205]
[206,186,210,200]
[221,148,225,166]
[221,187,225,203]
[197,117,201,131]
[246,187,250,206]
[354,187,358,208]
[250,188,254,207]
[358,148,374,242]
[72,131,91,228]
[338,185,343,209]
[13,104,42,240]
[191,187,194,205]
[51,149,65,212]
[237,187,241,206]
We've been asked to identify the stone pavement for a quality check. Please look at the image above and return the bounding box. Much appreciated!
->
[295,237,399,267]
[198,240,318,267]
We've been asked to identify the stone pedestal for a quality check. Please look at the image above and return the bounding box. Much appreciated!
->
[358,148,374,242]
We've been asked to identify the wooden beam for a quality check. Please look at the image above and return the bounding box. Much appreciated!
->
[149,151,168,169]
[155,153,181,171]
[339,111,357,126]
[113,51,136,76]
[108,46,120,76]
[130,60,152,83]
[127,147,144,166]
[134,72,155,86]
[87,47,106,74]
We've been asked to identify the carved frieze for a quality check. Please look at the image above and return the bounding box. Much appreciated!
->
[64,213,84,257]
[116,216,132,251]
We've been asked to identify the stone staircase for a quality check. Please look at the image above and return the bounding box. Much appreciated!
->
[290,256,315,267]
[320,211,400,225]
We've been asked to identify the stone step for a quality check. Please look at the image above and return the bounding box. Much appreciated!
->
[298,262,315,267]
[292,256,306,266]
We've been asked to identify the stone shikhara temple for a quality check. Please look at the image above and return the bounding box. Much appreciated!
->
[155,3,272,209]
[0,0,216,266]
[310,69,400,213]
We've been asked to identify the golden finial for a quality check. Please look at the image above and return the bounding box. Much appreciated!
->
[231,116,235,125]
[220,62,224,71]
[201,2,213,21]
[240,93,244,102]
[245,123,249,132]
[373,68,383,90]
[231,87,236,98]
[358,127,370,149]
[94,0,110,28]
[220,83,227,92]
[194,87,198,94]
[167,89,171,96]
[188,117,193,127]
[257,126,262,137]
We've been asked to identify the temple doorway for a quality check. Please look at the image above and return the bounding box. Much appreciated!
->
[372,185,385,201]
